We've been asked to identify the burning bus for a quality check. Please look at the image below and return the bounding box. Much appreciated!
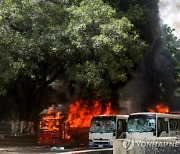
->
[37,104,89,147]
[37,99,117,147]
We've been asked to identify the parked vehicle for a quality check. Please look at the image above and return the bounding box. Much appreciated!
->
[37,112,89,147]
[127,112,180,139]
[89,114,128,148]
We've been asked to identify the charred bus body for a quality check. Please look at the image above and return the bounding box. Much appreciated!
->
[37,111,89,147]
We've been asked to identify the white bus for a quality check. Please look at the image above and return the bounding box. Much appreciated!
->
[127,112,180,139]
[89,114,128,148]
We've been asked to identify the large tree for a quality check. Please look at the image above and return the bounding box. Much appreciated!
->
[0,0,70,120]
[0,0,147,121]
[65,0,148,98]
[162,24,180,96]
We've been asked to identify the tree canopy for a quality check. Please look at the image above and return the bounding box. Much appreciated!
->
[162,24,180,95]
[3,0,179,120]
[65,0,148,97]
[0,0,148,120]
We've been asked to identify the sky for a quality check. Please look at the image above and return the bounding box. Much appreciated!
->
[159,0,180,38]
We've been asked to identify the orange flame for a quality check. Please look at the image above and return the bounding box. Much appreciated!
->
[39,111,64,131]
[39,99,117,131]
[148,103,169,113]
[66,99,116,127]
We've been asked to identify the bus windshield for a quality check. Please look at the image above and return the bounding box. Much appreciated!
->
[90,116,116,133]
[39,118,60,131]
[127,114,156,132]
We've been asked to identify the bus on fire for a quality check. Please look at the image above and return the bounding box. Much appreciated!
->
[89,114,128,148]
[37,111,89,147]
[127,112,180,139]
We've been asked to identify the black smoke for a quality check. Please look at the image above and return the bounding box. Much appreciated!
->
[119,0,175,113]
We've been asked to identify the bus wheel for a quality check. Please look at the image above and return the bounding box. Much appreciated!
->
[71,136,78,148]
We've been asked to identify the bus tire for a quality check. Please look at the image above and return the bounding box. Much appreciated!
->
[71,136,78,147]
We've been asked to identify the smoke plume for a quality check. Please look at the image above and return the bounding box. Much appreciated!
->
[120,0,175,113]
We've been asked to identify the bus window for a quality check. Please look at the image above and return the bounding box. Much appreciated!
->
[117,119,126,138]
[170,119,179,131]
[127,114,156,132]
[89,115,128,148]
[175,120,178,130]
[178,120,180,130]
[170,119,173,130]
[169,119,179,131]
[157,118,167,136]
[165,121,169,134]
[117,120,122,138]
[89,117,116,133]
[121,120,127,132]
[127,113,180,139]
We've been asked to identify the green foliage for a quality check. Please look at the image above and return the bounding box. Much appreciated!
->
[0,0,148,95]
[65,0,148,97]
[0,0,148,119]
[0,0,68,81]
[105,0,159,44]
[125,4,146,28]
[162,24,180,95]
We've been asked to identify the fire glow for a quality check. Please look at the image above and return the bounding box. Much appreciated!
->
[39,99,117,131]
[39,109,64,131]
[148,103,169,113]
[66,99,114,127]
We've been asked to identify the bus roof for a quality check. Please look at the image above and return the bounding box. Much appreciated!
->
[93,114,128,118]
[129,112,180,119]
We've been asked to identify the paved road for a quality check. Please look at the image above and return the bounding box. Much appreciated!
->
[0,146,113,154]
[0,146,71,153]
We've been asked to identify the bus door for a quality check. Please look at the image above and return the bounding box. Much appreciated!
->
[116,119,127,138]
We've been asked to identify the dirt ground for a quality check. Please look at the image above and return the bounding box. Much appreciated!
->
[0,135,90,153]
[0,146,73,153]
[0,136,67,153]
